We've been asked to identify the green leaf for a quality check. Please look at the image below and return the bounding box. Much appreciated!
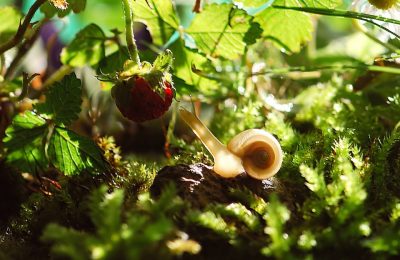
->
[187,4,261,59]
[170,39,220,96]
[234,0,266,7]
[0,6,21,44]
[152,49,173,72]
[3,76,107,176]
[61,24,106,67]
[254,0,313,53]
[236,0,342,10]
[132,0,180,46]
[35,73,82,125]
[47,127,108,175]
[3,111,47,173]
[97,48,130,75]
[302,0,342,8]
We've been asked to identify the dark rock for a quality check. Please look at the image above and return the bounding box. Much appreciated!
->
[150,163,291,209]
[150,163,297,260]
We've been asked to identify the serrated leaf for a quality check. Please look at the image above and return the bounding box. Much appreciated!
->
[132,0,180,46]
[302,0,342,8]
[170,39,220,96]
[35,73,82,125]
[48,127,108,175]
[153,49,173,72]
[97,48,130,75]
[187,4,261,59]
[3,111,47,173]
[0,6,21,44]
[254,0,313,53]
[61,24,105,67]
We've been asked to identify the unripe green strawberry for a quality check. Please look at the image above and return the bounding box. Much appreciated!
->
[112,76,173,122]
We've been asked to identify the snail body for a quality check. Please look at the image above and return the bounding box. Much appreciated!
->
[179,108,283,180]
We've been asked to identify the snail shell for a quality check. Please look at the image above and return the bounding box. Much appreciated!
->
[227,129,283,179]
[179,107,283,180]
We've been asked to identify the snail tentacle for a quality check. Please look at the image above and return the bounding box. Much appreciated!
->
[179,108,244,178]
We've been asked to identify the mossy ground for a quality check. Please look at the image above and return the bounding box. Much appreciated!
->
[1,74,400,259]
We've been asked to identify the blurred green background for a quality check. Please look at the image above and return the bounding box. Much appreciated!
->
[0,0,196,43]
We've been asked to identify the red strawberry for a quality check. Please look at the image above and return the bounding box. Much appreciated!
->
[112,76,173,122]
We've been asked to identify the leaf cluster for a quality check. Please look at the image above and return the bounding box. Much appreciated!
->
[3,73,109,176]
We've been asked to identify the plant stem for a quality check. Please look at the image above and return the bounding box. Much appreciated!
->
[248,64,400,76]
[273,5,400,39]
[122,0,141,66]
[0,0,47,55]
[19,72,39,100]
[272,6,400,25]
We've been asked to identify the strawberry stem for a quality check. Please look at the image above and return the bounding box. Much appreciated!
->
[122,0,141,66]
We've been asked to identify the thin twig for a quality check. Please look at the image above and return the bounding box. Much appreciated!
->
[19,72,39,100]
[193,0,201,13]
[0,0,47,55]
[272,6,400,25]
[248,64,400,77]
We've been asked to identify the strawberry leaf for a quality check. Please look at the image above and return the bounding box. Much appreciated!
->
[97,48,130,76]
[3,111,48,173]
[153,49,173,72]
[186,4,262,59]
[3,74,108,175]
[170,39,220,96]
[132,0,180,46]
[254,0,313,53]
[35,73,82,126]
[61,23,106,67]
[302,0,342,8]
[47,127,108,176]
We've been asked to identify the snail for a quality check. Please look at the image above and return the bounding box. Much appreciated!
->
[179,107,283,180]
